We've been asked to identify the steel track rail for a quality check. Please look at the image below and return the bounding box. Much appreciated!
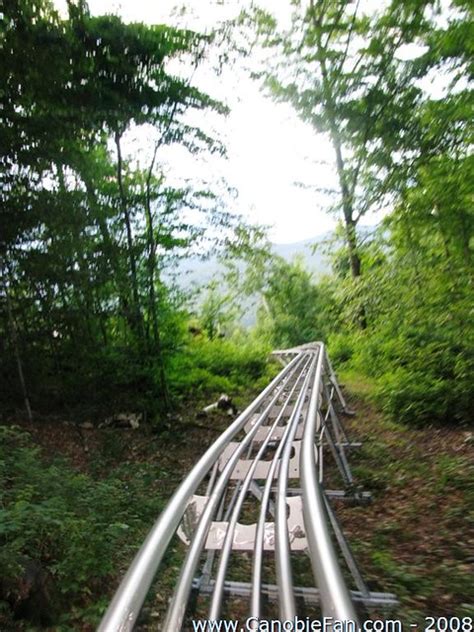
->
[250,355,316,620]
[98,354,303,632]
[300,345,358,622]
[99,343,396,631]
[209,355,315,620]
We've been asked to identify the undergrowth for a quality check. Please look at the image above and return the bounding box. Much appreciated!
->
[0,426,166,630]
[328,330,474,427]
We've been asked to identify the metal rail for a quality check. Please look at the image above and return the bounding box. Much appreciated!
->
[99,342,396,631]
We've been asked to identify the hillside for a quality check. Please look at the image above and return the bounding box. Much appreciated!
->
[172,233,332,290]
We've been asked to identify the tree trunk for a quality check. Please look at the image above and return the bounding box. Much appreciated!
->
[309,1,363,280]
[311,7,366,327]
[82,177,138,336]
[114,131,145,344]
[1,261,33,422]
[144,155,170,409]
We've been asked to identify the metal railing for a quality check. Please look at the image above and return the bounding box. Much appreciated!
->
[99,342,396,631]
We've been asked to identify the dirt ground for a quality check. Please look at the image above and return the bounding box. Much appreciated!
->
[6,379,473,630]
[335,381,474,626]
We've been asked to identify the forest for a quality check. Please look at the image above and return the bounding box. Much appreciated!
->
[0,0,472,629]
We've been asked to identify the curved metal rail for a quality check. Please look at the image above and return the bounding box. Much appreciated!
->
[99,342,396,631]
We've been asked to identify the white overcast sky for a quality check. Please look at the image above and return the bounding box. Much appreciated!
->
[53,0,439,243]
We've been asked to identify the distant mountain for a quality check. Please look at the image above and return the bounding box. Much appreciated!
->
[271,235,331,276]
[171,233,333,290]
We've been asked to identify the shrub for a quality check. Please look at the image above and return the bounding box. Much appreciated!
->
[167,334,272,398]
[328,326,474,426]
[327,331,357,365]
[376,369,451,426]
[0,426,164,628]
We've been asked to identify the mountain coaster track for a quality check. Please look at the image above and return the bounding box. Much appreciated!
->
[99,342,397,631]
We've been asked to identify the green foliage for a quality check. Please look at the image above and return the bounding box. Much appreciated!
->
[327,331,358,365]
[167,333,272,399]
[198,280,242,340]
[0,425,165,627]
[251,0,443,282]
[328,228,474,426]
[243,0,473,427]
[376,343,474,427]
[257,257,334,347]
[0,0,250,419]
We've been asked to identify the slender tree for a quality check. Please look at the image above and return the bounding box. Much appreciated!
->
[251,0,435,325]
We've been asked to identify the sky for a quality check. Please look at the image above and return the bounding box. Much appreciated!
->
[52,0,425,244]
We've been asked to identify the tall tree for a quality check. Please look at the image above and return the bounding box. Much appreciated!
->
[0,0,236,414]
[250,1,435,307]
